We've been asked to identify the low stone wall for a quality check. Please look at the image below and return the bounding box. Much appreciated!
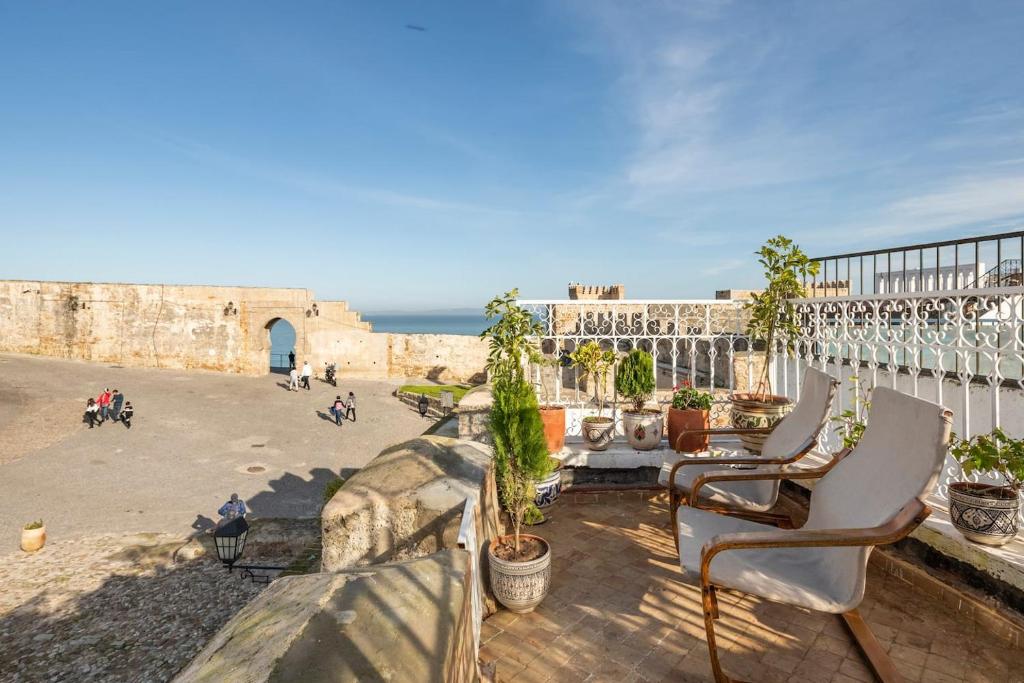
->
[174,550,477,683]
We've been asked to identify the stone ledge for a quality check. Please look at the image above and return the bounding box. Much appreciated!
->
[174,550,477,683]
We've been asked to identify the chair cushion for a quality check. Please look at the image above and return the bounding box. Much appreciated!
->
[659,453,780,512]
[676,506,868,613]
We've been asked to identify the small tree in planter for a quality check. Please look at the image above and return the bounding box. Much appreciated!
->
[570,341,617,451]
[669,381,715,453]
[528,349,567,456]
[615,349,662,450]
[829,375,871,449]
[732,235,819,453]
[21,519,45,553]
[481,289,554,612]
[948,428,1024,546]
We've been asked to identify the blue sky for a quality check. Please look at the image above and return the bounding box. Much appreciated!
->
[2,1,1023,310]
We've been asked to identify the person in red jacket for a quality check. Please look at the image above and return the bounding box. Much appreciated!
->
[97,388,112,423]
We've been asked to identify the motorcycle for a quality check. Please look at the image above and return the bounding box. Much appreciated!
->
[324,362,337,387]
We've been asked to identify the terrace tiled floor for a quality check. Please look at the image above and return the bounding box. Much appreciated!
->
[480,491,1024,683]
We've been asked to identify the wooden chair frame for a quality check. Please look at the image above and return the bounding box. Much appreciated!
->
[688,466,929,683]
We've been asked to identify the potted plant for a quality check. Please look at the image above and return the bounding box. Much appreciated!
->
[529,350,566,456]
[569,341,617,451]
[669,381,714,452]
[830,375,871,449]
[481,290,554,613]
[948,428,1023,546]
[534,457,563,510]
[21,519,45,553]
[732,235,819,453]
[615,349,662,450]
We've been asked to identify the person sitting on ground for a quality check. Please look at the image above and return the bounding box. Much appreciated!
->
[301,361,312,390]
[330,395,345,426]
[110,389,124,422]
[97,388,112,423]
[288,366,299,391]
[217,493,247,525]
[85,398,100,429]
[120,401,134,429]
[346,391,356,422]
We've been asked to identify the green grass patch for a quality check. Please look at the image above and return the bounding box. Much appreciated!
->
[398,384,472,403]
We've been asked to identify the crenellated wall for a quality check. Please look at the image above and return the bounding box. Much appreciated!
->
[0,280,486,382]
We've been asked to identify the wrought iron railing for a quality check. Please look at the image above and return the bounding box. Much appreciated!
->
[517,299,755,435]
[806,230,1024,297]
[778,285,1024,500]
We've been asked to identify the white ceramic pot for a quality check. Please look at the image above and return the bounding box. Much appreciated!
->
[949,482,1020,546]
[581,417,615,451]
[21,525,46,553]
[488,535,551,613]
[622,410,664,451]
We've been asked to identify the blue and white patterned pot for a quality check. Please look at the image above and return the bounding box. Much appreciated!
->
[949,482,1020,546]
[534,469,562,509]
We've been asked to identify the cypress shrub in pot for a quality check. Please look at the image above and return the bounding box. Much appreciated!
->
[615,349,662,450]
[948,429,1023,546]
[569,341,617,451]
[732,235,819,453]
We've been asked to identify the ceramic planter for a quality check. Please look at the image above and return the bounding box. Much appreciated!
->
[668,407,710,453]
[949,482,1020,546]
[581,417,615,451]
[622,410,664,451]
[488,534,551,613]
[21,525,46,553]
[539,406,566,455]
[729,393,793,454]
[534,467,562,509]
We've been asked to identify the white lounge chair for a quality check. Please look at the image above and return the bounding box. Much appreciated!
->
[661,367,839,539]
[675,387,952,682]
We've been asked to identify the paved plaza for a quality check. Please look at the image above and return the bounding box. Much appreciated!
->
[0,353,432,545]
[482,492,1024,683]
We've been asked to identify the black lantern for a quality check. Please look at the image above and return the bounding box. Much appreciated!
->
[214,517,249,567]
[418,394,429,417]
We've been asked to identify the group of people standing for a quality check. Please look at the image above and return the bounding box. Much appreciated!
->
[329,393,356,426]
[85,388,134,429]
[288,360,313,392]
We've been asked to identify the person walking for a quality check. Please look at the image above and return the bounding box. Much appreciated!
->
[85,398,100,428]
[288,350,296,369]
[97,388,112,423]
[110,389,124,422]
[330,395,345,426]
[301,361,312,390]
[345,391,356,422]
[288,366,299,391]
[121,401,134,428]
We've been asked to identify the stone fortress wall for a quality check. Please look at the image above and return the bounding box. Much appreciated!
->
[0,280,487,382]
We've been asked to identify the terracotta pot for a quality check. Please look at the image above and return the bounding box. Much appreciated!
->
[488,534,551,613]
[668,408,711,452]
[729,393,792,454]
[581,417,615,451]
[622,410,663,451]
[20,525,46,553]
[949,482,1020,546]
[539,406,566,455]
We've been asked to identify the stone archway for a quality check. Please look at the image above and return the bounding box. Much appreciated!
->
[258,314,306,375]
[265,318,297,373]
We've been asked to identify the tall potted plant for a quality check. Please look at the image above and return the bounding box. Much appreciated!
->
[668,381,714,452]
[948,429,1024,546]
[570,341,617,451]
[481,290,554,613]
[732,235,819,453]
[615,349,662,450]
[529,350,566,456]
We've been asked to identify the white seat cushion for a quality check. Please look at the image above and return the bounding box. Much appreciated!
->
[677,506,868,613]
[659,453,780,513]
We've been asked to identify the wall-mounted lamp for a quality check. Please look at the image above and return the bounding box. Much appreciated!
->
[312,303,319,317]
[224,302,238,316]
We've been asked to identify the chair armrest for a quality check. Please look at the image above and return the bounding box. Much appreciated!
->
[673,427,771,453]
[699,500,931,582]
[686,447,852,505]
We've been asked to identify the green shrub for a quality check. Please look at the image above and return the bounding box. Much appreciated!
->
[951,428,1024,493]
[670,381,714,410]
[24,520,43,530]
[615,349,655,412]
[570,341,616,419]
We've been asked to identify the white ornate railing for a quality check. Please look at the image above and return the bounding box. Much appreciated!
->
[517,299,755,435]
[778,286,1024,500]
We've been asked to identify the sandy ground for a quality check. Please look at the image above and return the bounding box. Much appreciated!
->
[0,353,435,547]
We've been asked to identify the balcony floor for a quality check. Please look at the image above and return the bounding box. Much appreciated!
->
[481,492,1024,682]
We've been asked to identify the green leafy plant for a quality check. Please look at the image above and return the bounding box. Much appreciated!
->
[745,236,819,399]
[482,290,552,555]
[950,428,1024,494]
[830,375,871,449]
[615,349,656,412]
[570,341,617,421]
[24,520,43,530]
[671,380,714,411]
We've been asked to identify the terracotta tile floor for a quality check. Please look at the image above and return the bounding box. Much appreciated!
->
[480,492,1024,683]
